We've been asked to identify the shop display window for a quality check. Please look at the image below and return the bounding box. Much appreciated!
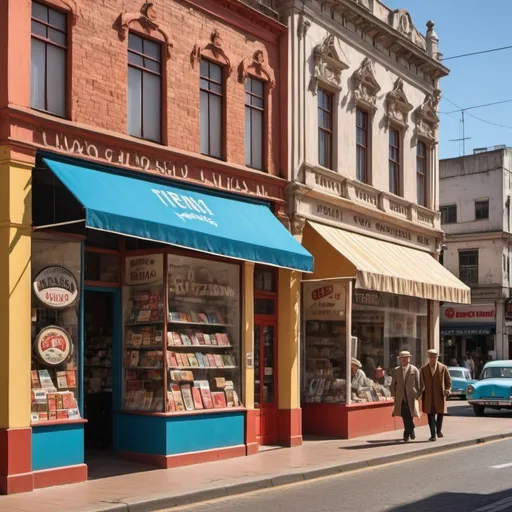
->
[122,252,242,413]
[166,255,242,412]
[30,236,82,424]
[302,283,429,406]
[302,280,348,404]
[122,254,166,412]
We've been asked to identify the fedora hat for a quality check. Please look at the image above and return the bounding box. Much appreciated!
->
[399,350,411,358]
[351,358,362,368]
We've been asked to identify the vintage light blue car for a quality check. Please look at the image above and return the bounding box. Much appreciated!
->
[467,360,512,416]
[448,367,476,399]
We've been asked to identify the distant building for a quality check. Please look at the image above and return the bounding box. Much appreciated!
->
[440,146,512,367]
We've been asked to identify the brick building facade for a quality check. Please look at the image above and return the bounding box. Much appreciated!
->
[0,0,311,494]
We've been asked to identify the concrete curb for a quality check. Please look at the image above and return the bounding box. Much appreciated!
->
[86,432,512,512]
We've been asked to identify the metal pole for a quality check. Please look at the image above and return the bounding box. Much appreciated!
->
[345,280,353,405]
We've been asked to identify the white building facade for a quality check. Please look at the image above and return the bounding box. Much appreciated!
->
[440,147,512,367]
[277,0,470,437]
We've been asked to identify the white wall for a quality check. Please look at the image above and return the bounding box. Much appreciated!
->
[291,12,439,210]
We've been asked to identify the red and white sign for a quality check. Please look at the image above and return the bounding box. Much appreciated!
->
[303,281,347,321]
[33,266,78,309]
[441,304,496,325]
[34,326,72,366]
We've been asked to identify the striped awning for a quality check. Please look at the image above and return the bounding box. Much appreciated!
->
[303,221,470,304]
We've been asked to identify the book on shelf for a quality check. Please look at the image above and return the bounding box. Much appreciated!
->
[129,350,140,367]
[169,370,194,382]
[190,310,199,323]
[232,390,240,407]
[143,391,154,411]
[210,333,218,346]
[31,370,41,389]
[203,334,212,345]
[214,377,226,388]
[212,391,227,409]
[187,354,199,367]
[135,389,146,409]
[169,312,181,322]
[192,386,204,409]
[56,371,68,389]
[197,313,209,323]
[181,384,195,411]
[131,333,143,348]
[170,383,185,411]
[39,370,57,392]
[167,351,179,367]
[196,332,205,345]
[214,354,224,368]
[206,354,216,367]
[190,333,200,346]
[199,381,214,409]
[167,391,176,412]
[216,310,226,324]
[225,388,235,407]
[207,313,218,324]
[136,310,152,323]
[180,333,192,346]
[134,290,151,303]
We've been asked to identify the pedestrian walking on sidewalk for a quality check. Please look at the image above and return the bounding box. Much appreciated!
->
[420,349,452,442]
[390,350,421,442]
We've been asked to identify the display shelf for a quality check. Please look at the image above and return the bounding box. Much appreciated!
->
[124,345,164,350]
[168,345,233,350]
[117,407,245,417]
[168,321,233,327]
[125,366,165,370]
[168,366,238,370]
[125,321,165,327]
[85,363,112,368]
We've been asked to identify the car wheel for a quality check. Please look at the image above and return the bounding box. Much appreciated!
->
[473,405,485,416]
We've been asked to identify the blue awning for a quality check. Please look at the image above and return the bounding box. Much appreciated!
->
[42,158,313,272]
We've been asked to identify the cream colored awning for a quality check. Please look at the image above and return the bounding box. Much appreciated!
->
[303,221,470,304]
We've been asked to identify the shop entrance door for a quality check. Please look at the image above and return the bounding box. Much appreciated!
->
[254,320,278,445]
[83,287,121,457]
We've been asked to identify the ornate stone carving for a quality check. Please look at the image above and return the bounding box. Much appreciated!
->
[118,2,172,59]
[414,93,440,141]
[238,50,276,88]
[352,57,381,112]
[310,34,349,95]
[291,217,306,237]
[191,29,232,74]
[390,9,426,51]
[349,0,373,12]
[385,78,413,129]
[297,15,311,39]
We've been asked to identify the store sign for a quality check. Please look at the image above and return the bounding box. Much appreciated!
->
[354,291,382,307]
[303,281,346,321]
[34,326,72,366]
[151,188,217,228]
[125,254,164,285]
[296,197,437,251]
[441,304,496,325]
[33,266,78,309]
[39,131,283,202]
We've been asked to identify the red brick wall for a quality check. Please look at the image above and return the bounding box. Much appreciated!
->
[11,0,284,176]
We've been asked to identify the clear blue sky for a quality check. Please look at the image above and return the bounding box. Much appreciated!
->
[386,0,512,159]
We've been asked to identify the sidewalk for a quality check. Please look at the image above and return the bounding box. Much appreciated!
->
[2,406,512,512]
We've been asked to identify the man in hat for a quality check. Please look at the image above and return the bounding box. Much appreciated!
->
[350,358,368,391]
[420,349,451,441]
[390,351,421,442]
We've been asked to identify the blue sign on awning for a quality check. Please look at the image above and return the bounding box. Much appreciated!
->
[43,157,314,272]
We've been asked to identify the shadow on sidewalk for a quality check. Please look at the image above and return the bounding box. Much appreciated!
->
[389,488,512,512]
[341,439,431,449]
[86,451,159,480]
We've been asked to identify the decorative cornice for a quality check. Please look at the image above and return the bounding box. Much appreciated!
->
[390,9,426,51]
[239,50,276,88]
[191,29,233,74]
[352,57,381,112]
[385,78,413,129]
[414,92,440,142]
[310,34,349,95]
[118,2,172,59]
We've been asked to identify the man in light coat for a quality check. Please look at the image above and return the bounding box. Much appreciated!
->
[420,349,452,442]
[390,350,421,442]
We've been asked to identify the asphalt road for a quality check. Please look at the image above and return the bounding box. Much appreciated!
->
[168,436,512,512]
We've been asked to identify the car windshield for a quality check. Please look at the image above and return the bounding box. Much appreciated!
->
[480,367,512,379]
[449,369,464,378]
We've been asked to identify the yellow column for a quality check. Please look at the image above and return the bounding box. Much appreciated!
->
[242,262,255,408]
[277,268,302,446]
[0,146,33,429]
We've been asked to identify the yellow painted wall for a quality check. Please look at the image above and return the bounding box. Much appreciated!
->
[277,268,301,409]
[242,262,254,408]
[0,147,33,428]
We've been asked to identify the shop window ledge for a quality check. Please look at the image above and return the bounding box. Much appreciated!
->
[116,407,246,417]
[31,419,88,428]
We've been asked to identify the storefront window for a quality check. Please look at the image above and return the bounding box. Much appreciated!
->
[352,290,428,392]
[303,280,348,404]
[122,253,242,413]
[123,254,166,411]
[166,255,241,411]
[302,283,429,406]
[31,237,81,424]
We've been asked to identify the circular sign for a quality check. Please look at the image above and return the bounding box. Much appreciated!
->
[33,266,78,309]
[34,326,72,366]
